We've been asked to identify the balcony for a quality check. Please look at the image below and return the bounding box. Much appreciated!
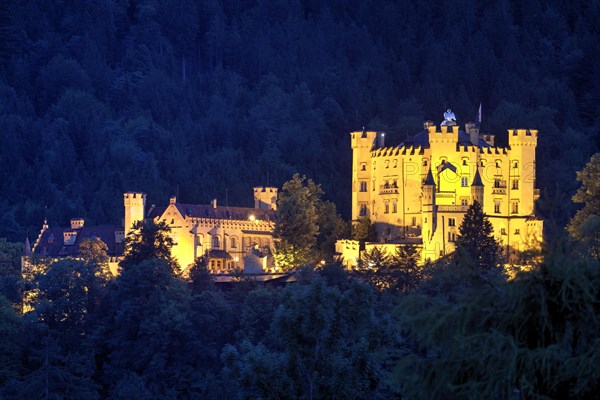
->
[436,191,455,199]
[379,184,399,195]
[492,187,507,195]
[437,205,469,212]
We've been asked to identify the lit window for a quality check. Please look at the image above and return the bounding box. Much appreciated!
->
[448,218,456,227]
[461,177,468,187]
[360,181,367,192]
[360,204,367,216]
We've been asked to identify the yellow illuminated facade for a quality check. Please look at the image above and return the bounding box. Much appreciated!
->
[337,118,543,267]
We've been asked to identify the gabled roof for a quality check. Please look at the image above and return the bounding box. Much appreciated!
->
[33,225,124,258]
[172,203,277,222]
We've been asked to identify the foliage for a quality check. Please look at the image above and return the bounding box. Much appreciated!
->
[454,200,503,270]
[568,153,600,259]
[120,220,178,273]
[392,250,600,399]
[352,217,378,245]
[273,174,319,269]
[79,236,113,279]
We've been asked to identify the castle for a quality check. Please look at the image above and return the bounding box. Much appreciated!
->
[23,187,279,276]
[336,113,543,266]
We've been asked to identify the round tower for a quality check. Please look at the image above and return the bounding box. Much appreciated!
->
[124,192,146,237]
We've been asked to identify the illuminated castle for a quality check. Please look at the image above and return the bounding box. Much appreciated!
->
[337,112,543,266]
[24,188,278,276]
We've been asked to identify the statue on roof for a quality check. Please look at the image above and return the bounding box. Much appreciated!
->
[441,109,457,126]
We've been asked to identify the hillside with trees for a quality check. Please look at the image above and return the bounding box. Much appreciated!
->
[0,0,597,241]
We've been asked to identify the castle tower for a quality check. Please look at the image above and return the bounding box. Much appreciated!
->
[253,187,278,210]
[124,192,146,237]
[421,168,437,249]
[351,129,384,220]
[471,168,484,206]
[508,129,538,216]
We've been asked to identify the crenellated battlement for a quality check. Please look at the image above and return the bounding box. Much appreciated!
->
[508,129,538,146]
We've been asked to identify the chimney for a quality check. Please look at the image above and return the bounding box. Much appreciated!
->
[70,218,84,230]
[465,122,480,145]
[211,198,217,208]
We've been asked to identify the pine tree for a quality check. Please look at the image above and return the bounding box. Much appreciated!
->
[455,200,502,269]
[120,220,178,274]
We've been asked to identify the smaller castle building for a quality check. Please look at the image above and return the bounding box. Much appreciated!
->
[23,187,279,276]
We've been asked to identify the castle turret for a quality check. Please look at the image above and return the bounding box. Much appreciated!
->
[124,192,146,237]
[471,168,484,206]
[351,129,385,220]
[421,168,437,246]
[253,187,278,210]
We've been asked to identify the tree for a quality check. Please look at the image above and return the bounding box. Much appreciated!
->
[454,201,503,270]
[120,220,178,273]
[273,174,321,269]
[188,256,213,292]
[352,217,377,245]
[79,237,113,279]
[568,153,600,259]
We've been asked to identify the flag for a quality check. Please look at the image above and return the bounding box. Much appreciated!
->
[478,103,482,125]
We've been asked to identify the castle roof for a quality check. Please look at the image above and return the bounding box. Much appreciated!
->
[33,225,124,258]
[423,168,436,186]
[173,203,277,222]
[403,129,492,148]
[471,168,484,187]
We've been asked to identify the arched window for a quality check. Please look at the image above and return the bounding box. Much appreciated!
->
[230,236,237,248]
[212,235,220,249]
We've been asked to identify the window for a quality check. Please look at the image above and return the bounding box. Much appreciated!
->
[511,201,519,214]
[494,179,501,188]
[392,200,397,213]
[230,237,237,248]
[384,201,389,214]
[500,228,507,235]
[448,218,456,227]
[424,217,428,223]
[360,163,366,171]
[448,232,456,242]
[461,198,468,206]
[393,160,398,168]
[461,176,468,187]
[372,179,375,191]
[515,229,520,235]
[385,160,390,169]
[412,217,417,226]
[360,181,367,192]
[359,204,367,217]
[513,161,518,169]
[495,161,500,168]
[512,179,519,190]
[462,159,468,166]
[494,200,501,214]
[373,161,376,170]
[212,235,220,248]
[423,159,428,167]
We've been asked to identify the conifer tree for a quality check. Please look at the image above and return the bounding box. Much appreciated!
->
[455,200,502,269]
[120,220,178,274]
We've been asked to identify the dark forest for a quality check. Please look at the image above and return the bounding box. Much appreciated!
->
[0,0,599,398]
